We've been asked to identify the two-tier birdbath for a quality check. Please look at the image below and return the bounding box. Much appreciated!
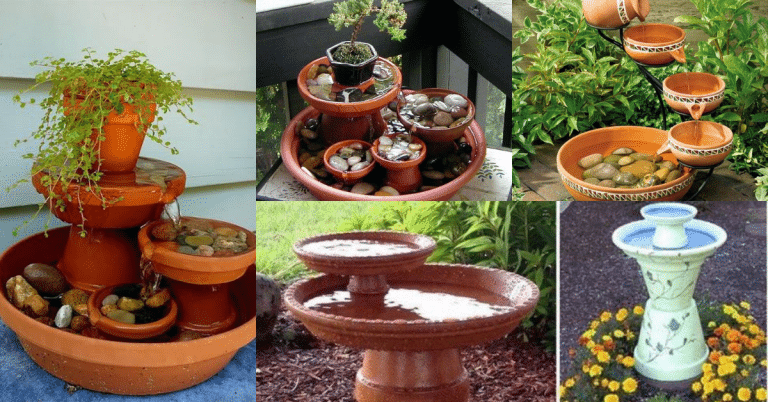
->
[612,203,727,387]
[284,231,540,402]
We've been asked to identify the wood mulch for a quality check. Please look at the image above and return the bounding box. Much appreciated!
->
[257,308,556,402]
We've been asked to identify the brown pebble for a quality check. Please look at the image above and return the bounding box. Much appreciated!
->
[62,289,89,308]
[146,289,172,308]
[117,297,144,312]
[23,294,49,317]
[101,304,118,316]
[74,303,89,317]
[70,316,89,332]
[433,111,454,127]
[23,263,69,295]
[6,275,38,309]
[450,107,469,119]
[151,222,178,241]
[214,227,238,238]
[35,316,54,327]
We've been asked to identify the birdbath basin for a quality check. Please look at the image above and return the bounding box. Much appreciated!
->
[612,203,727,385]
[286,231,540,402]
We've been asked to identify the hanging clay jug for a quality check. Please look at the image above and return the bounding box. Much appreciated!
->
[582,0,650,28]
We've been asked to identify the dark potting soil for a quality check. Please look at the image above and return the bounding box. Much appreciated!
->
[559,201,767,400]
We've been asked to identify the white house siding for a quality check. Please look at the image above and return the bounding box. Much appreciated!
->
[0,0,256,250]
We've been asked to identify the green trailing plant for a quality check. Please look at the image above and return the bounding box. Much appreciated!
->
[328,0,407,64]
[674,0,768,199]
[8,48,197,236]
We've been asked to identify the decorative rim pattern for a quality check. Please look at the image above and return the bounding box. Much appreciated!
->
[669,141,733,156]
[663,90,724,104]
[562,174,695,201]
[617,0,631,24]
[626,41,683,53]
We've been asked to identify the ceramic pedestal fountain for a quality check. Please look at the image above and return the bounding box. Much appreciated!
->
[284,231,540,402]
[0,160,256,394]
[612,203,727,385]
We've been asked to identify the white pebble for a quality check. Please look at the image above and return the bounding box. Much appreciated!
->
[55,305,73,328]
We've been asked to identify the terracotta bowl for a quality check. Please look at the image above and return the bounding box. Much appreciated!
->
[624,24,686,65]
[137,217,256,285]
[397,88,475,147]
[0,227,256,395]
[280,107,487,200]
[663,72,725,119]
[582,0,650,28]
[284,263,540,351]
[556,126,694,201]
[323,140,376,185]
[658,120,733,167]
[87,284,178,340]
[297,56,401,118]
[371,134,428,194]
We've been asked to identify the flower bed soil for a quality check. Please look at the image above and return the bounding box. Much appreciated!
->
[560,201,767,400]
[257,308,556,401]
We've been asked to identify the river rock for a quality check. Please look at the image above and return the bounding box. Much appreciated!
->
[444,94,468,108]
[107,310,136,325]
[70,315,89,332]
[214,227,239,238]
[74,303,89,317]
[584,177,600,185]
[658,160,677,171]
[185,235,214,247]
[620,160,655,178]
[422,170,445,180]
[665,169,682,183]
[178,245,197,255]
[433,111,453,127]
[654,168,671,181]
[350,161,370,171]
[55,305,73,328]
[578,153,603,169]
[23,263,68,295]
[618,156,634,166]
[346,156,362,166]
[451,107,469,119]
[598,179,616,188]
[23,294,49,317]
[300,128,317,140]
[612,147,634,155]
[101,304,118,316]
[378,186,399,196]
[350,182,375,195]
[414,102,437,117]
[629,152,652,161]
[592,163,619,180]
[62,289,89,308]
[197,244,215,256]
[118,297,144,312]
[6,275,39,309]
[603,154,622,165]
[151,222,178,241]
[257,273,281,343]
[613,171,639,186]
[639,174,660,187]
[146,288,172,308]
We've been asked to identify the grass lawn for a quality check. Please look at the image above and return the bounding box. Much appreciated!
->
[256,202,382,282]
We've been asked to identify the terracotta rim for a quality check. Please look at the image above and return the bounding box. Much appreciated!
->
[0,227,255,367]
[293,231,436,275]
[297,57,402,117]
[87,284,178,340]
[322,140,376,185]
[137,217,256,284]
[284,263,540,351]
[397,88,476,143]
[663,72,725,102]
[556,126,695,201]
[371,134,428,169]
[669,120,733,151]
[280,107,487,200]
[624,24,685,51]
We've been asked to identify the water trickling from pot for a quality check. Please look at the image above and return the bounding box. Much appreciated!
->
[140,256,163,295]
[162,199,182,230]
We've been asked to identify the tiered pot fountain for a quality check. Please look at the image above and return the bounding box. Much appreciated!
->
[558,0,734,201]
[280,55,486,200]
[284,231,540,402]
[612,203,727,387]
[0,130,255,393]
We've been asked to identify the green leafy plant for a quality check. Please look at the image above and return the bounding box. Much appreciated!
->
[674,0,768,199]
[328,0,407,64]
[8,48,197,236]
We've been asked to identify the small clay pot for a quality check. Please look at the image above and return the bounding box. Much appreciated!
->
[397,88,475,156]
[87,284,178,340]
[663,72,725,119]
[582,0,650,28]
[323,140,376,185]
[371,135,427,194]
[657,120,733,167]
[624,24,686,65]
[326,41,378,86]
[556,126,694,201]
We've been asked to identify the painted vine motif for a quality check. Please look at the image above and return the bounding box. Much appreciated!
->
[643,311,696,362]
[642,261,696,302]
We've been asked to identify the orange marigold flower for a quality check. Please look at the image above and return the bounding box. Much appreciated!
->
[728,342,742,354]
[738,388,751,401]
[743,354,756,365]
[717,361,737,376]
[709,351,721,364]
[726,329,742,342]
[707,337,720,348]
[603,339,616,351]
[578,337,589,346]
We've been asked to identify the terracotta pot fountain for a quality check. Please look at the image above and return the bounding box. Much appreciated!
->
[285,231,540,401]
[397,88,475,157]
[613,203,727,385]
[138,217,256,335]
[582,0,650,28]
[87,283,179,340]
[0,227,256,395]
[370,134,427,194]
[31,157,186,292]
[556,126,694,201]
[623,24,686,65]
[657,120,733,167]
[663,72,725,119]
[323,140,376,185]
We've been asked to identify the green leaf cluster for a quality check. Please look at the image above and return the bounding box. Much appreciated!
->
[328,0,407,49]
[336,201,557,351]
[8,48,198,236]
[674,0,768,198]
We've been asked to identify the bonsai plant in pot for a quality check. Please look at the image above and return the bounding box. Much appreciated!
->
[327,0,407,85]
[9,48,197,236]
